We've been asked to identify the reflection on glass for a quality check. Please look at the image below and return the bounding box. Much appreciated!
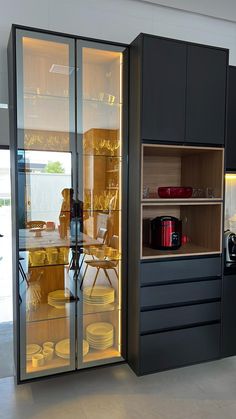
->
[77,46,123,367]
[19,36,72,151]
[17,32,75,379]
[225,174,236,232]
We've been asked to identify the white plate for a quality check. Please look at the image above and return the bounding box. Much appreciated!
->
[83,286,115,298]
[88,342,113,350]
[86,322,113,337]
[26,344,41,355]
[55,338,70,356]
[48,290,70,300]
[55,350,70,360]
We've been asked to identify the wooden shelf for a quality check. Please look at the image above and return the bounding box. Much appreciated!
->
[142,243,221,260]
[142,198,223,204]
[26,356,70,373]
[141,203,223,259]
[141,144,224,201]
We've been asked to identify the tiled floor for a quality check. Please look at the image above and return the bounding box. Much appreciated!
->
[1,357,236,419]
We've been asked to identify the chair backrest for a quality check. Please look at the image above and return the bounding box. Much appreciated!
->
[26,221,46,229]
[96,227,107,243]
[109,235,119,250]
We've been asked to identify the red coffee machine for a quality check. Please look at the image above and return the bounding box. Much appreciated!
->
[151,216,182,250]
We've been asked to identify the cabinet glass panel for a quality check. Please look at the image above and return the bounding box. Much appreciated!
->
[76,42,124,368]
[16,30,76,380]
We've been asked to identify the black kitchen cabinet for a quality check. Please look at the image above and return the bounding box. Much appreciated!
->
[222,275,236,357]
[130,33,228,146]
[129,33,226,375]
[140,324,220,375]
[226,66,236,170]
[142,36,186,142]
[186,45,227,145]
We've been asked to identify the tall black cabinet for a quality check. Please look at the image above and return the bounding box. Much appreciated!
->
[128,33,228,376]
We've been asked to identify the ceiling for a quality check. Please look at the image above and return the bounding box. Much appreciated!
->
[141,0,236,22]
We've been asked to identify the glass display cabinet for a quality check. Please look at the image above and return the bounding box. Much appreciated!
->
[8,25,127,382]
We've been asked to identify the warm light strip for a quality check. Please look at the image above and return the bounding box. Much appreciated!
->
[118,51,123,354]
[225,174,236,180]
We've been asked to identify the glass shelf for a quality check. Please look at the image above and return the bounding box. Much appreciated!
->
[24,92,69,100]
[82,347,122,365]
[26,303,71,323]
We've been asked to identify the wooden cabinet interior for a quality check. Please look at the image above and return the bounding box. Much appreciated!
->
[141,144,224,258]
[141,202,222,259]
[82,310,121,365]
[142,144,224,201]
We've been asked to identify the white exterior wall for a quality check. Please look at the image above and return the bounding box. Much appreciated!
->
[0,0,236,146]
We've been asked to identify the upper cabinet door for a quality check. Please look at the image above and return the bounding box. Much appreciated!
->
[185,45,227,145]
[226,66,236,171]
[141,36,187,142]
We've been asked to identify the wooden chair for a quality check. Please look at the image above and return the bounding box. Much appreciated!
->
[78,227,108,270]
[80,235,119,292]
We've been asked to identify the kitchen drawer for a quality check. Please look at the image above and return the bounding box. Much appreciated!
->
[140,302,221,333]
[140,257,222,285]
[140,323,220,374]
[141,279,221,309]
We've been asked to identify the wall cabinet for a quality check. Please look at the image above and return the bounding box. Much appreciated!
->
[133,34,228,145]
[226,66,236,171]
[142,36,186,142]
[185,45,227,144]
[8,25,127,383]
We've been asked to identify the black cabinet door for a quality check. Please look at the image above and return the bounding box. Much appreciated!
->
[222,275,236,357]
[226,66,236,170]
[141,36,187,142]
[140,324,220,374]
[186,45,227,145]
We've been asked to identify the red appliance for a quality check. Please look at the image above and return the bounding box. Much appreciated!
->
[151,216,182,250]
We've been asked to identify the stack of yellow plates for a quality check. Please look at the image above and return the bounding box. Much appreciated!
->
[86,322,114,350]
[26,344,42,361]
[55,338,70,359]
[83,339,89,357]
[83,286,115,306]
[48,290,70,309]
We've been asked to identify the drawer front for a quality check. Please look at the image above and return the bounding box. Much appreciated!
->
[140,323,220,374]
[140,302,221,333]
[141,279,221,309]
[141,257,222,285]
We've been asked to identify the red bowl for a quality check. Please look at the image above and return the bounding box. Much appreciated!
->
[158,187,193,198]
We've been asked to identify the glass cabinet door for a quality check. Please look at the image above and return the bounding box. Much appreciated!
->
[16,30,76,380]
[76,41,125,368]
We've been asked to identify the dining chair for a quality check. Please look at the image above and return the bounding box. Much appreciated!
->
[78,227,108,271]
[80,235,119,292]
